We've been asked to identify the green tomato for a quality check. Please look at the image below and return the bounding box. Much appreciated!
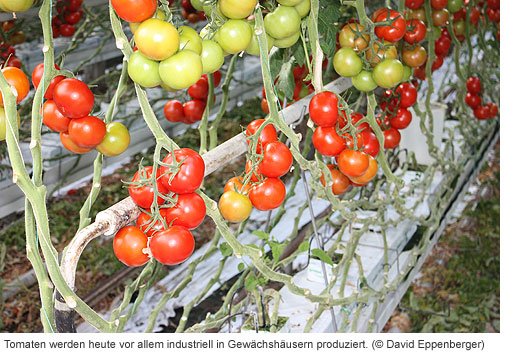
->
[203,3,226,19]
[295,0,311,18]
[401,65,412,82]
[134,18,180,61]
[219,0,257,19]
[201,40,225,73]
[215,19,252,54]
[351,70,377,92]
[128,51,161,88]
[159,50,203,90]
[264,6,301,40]
[453,20,465,36]
[447,0,463,13]
[432,26,442,39]
[0,0,33,12]
[179,26,203,55]
[372,59,404,89]
[333,47,363,77]
[190,0,205,11]
[0,108,21,141]
[277,0,303,5]
[245,23,275,56]
[273,30,300,48]
[96,122,131,157]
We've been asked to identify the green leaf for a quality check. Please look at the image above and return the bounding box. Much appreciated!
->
[245,274,257,291]
[269,48,284,79]
[237,263,245,272]
[291,39,306,66]
[298,240,310,252]
[257,276,269,286]
[311,248,334,266]
[252,231,269,241]
[219,242,233,257]
[276,59,296,100]
[269,241,284,262]
[317,4,341,57]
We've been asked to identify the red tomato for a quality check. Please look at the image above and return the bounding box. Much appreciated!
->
[59,24,76,37]
[320,164,350,195]
[389,108,412,129]
[65,11,82,25]
[465,92,482,109]
[405,0,425,9]
[404,19,426,44]
[31,63,65,100]
[188,76,209,100]
[59,132,92,154]
[379,89,399,112]
[414,64,426,81]
[111,0,157,23]
[245,159,264,183]
[487,0,500,10]
[474,105,490,120]
[68,116,106,148]
[258,141,293,178]
[312,126,347,157]
[395,82,417,108]
[224,176,251,194]
[261,98,270,114]
[42,100,70,132]
[431,0,448,9]
[336,149,369,177]
[375,9,406,42]
[431,55,444,71]
[487,8,500,23]
[166,192,206,229]
[136,209,167,237]
[53,78,95,119]
[0,67,30,105]
[213,71,222,87]
[159,148,205,194]
[113,226,150,267]
[68,0,82,11]
[246,118,278,153]
[183,99,205,123]
[360,130,380,157]
[249,178,286,211]
[349,155,378,185]
[164,100,185,122]
[150,226,195,265]
[487,103,498,118]
[466,76,481,94]
[309,91,340,127]
[383,127,401,149]
[129,166,169,208]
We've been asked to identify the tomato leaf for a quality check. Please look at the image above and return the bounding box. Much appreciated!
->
[219,242,233,257]
[276,59,296,101]
[269,48,284,79]
[252,230,269,240]
[237,263,245,272]
[298,240,310,253]
[317,4,341,57]
[245,274,258,291]
[269,240,285,262]
[311,248,334,266]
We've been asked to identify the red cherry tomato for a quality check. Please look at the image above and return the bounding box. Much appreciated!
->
[360,130,380,157]
[59,131,92,154]
[159,148,205,194]
[53,78,95,119]
[42,100,70,132]
[389,108,413,130]
[474,105,490,120]
[0,67,30,105]
[383,127,401,149]
[309,91,340,127]
[404,19,426,44]
[129,166,169,208]
[312,126,347,157]
[183,99,206,123]
[111,0,157,23]
[431,0,448,9]
[150,226,195,265]
[31,63,65,100]
[68,116,106,148]
[59,24,76,37]
[249,178,286,211]
[375,9,406,42]
[113,226,150,267]
[188,76,209,100]
[166,192,206,229]
[466,76,482,94]
[136,209,167,237]
[465,92,482,109]
[487,103,498,118]
[395,82,417,108]
[164,100,185,123]
[435,36,451,57]
[405,0,425,9]
[320,164,350,195]
[258,141,293,178]
[336,149,370,177]
[245,159,264,183]
[246,118,278,153]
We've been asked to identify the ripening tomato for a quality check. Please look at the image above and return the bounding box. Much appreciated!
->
[395,82,417,108]
[375,9,406,42]
[183,99,206,123]
[53,78,94,119]
[0,67,30,106]
[402,45,427,68]
[31,63,65,100]
[320,164,350,195]
[113,226,150,267]
[249,178,286,211]
[349,155,378,185]
[404,19,426,44]
[365,41,398,65]
[42,100,70,132]
[219,191,252,223]
[389,108,412,129]
[135,19,180,61]
[408,8,426,22]
[166,192,206,229]
[164,100,185,123]
[224,176,251,194]
[309,91,340,127]
[259,141,293,178]
[338,23,369,51]
[466,76,481,94]
[159,148,205,194]
[136,209,167,238]
[68,116,106,148]
[465,92,482,109]
[96,122,130,156]
[432,9,450,27]
[129,166,169,208]
[59,131,92,154]
[313,126,347,157]
[150,226,195,265]
[383,127,401,149]
[246,118,278,153]
[336,149,369,177]
[431,0,448,9]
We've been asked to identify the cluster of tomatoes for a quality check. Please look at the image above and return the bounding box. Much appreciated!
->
[464,76,498,120]
[33,63,130,156]
[115,148,206,267]
[52,0,84,38]
[0,0,34,12]
[181,0,206,24]
[163,70,221,125]
[0,66,29,141]
[218,118,293,223]
[309,91,379,195]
